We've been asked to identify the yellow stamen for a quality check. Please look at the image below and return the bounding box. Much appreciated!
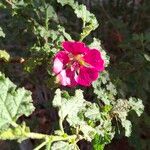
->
[74,54,90,67]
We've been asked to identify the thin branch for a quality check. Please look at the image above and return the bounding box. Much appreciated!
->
[5,0,14,6]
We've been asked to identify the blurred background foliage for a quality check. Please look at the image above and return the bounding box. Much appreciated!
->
[0,0,149,150]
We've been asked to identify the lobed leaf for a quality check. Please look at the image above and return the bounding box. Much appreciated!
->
[129,97,144,117]
[0,72,35,131]
[111,98,144,137]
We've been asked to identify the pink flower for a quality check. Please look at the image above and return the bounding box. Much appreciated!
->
[53,41,105,87]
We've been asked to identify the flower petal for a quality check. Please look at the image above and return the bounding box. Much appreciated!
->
[66,69,77,87]
[53,51,69,74]
[62,41,89,55]
[76,67,99,86]
[56,69,77,87]
[84,49,104,71]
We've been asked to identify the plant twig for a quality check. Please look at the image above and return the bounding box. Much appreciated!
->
[59,118,64,133]
[34,141,48,150]
[5,0,14,6]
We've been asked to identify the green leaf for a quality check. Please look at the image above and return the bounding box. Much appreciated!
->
[46,4,58,22]
[84,103,101,121]
[106,82,117,95]
[144,54,150,62]
[74,5,98,40]
[52,89,62,107]
[53,89,85,121]
[0,122,30,141]
[121,119,132,137]
[111,98,144,137]
[51,141,69,150]
[57,25,72,41]
[95,117,114,138]
[92,134,105,150]
[0,50,10,62]
[112,99,130,119]
[129,97,144,117]
[57,0,74,6]
[0,27,5,38]
[0,72,35,131]
[51,141,76,150]
[111,99,131,136]
[92,71,116,105]
[89,38,102,50]
[80,124,97,141]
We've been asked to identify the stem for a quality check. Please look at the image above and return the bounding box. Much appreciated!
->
[51,135,77,143]
[44,2,49,44]
[34,141,48,150]
[5,0,14,6]
[141,33,145,51]
[25,132,77,142]
[46,141,51,150]
[45,6,49,31]
[26,132,48,139]
[11,121,19,128]
[59,118,64,133]
[0,124,81,150]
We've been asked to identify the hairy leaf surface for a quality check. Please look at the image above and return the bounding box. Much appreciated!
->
[0,72,35,131]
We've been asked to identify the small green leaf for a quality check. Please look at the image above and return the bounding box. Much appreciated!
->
[0,123,30,141]
[74,5,98,40]
[51,141,75,150]
[80,124,97,141]
[46,4,58,22]
[144,54,150,62]
[53,89,85,121]
[129,97,144,117]
[84,103,101,121]
[89,38,102,50]
[0,27,5,38]
[112,98,144,137]
[0,50,10,62]
[57,0,74,6]
[121,119,132,137]
[92,134,105,150]
[53,89,62,107]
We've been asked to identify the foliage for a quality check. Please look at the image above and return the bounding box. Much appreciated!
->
[0,0,146,150]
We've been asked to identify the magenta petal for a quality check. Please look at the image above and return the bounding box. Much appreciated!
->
[66,69,77,87]
[56,69,77,87]
[62,41,89,55]
[76,67,99,86]
[53,51,69,74]
[56,70,70,86]
[84,49,105,71]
